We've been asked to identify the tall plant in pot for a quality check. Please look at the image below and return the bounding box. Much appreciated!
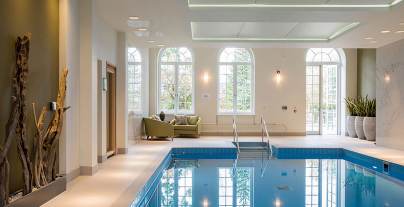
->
[363,98,376,141]
[354,97,367,139]
[345,97,358,138]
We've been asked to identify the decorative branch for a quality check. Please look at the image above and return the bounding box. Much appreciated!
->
[32,68,69,187]
[0,34,32,206]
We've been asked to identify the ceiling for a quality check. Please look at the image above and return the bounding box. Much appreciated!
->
[95,0,404,48]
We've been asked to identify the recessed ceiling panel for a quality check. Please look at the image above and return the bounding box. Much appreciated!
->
[287,22,348,39]
[191,22,244,38]
[191,21,359,41]
[188,0,400,7]
[239,22,298,38]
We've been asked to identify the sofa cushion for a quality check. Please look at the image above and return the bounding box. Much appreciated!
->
[175,115,188,125]
[151,115,161,121]
[174,125,197,131]
[187,116,199,125]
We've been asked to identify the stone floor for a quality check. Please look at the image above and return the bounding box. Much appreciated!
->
[42,135,404,207]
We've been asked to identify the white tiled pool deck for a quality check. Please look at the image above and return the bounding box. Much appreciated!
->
[42,136,404,207]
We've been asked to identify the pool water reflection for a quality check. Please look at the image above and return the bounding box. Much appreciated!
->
[143,159,404,207]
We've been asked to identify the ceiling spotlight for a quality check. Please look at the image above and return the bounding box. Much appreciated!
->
[380,30,391,34]
[396,30,404,33]
[129,16,140,20]
[364,37,374,40]
[157,44,166,47]
[136,27,148,31]
[147,40,156,43]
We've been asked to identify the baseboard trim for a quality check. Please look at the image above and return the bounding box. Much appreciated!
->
[80,165,98,176]
[65,167,80,182]
[97,154,107,163]
[200,131,306,136]
[117,147,128,154]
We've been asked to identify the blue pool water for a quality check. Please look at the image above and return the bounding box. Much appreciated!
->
[135,157,404,207]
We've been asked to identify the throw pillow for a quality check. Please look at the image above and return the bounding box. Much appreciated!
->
[175,115,188,125]
[151,115,161,121]
[187,116,199,125]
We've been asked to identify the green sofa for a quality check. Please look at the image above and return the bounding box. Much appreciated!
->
[143,117,174,140]
[170,116,201,137]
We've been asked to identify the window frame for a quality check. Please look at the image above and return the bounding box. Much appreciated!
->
[127,47,143,114]
[305,48,342,135]
[157,47,195,115]
[217,48,255,115]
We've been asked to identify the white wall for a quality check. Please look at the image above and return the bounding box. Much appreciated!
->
[376,39,404,151]
[59,0,80,179]
[94,11,118,161]
[147,47,357,135]
[59,0,121,180]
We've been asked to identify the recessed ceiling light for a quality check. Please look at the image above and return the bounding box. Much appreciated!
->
[396,30,404,33]
[370,40,377,44]
[136,27,148,31]
[156,44,166,47]
[364,37,374,40]
[147,40,156,43]
[380,30,391,34]
[129,16,140,20]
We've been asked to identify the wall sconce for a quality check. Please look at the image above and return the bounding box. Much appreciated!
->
[102,77,108,91]
[384,72,391,83]
[203,72,210,83]
[275,70,282,84]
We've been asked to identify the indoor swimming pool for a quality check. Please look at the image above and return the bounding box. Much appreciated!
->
[131,148,404,207]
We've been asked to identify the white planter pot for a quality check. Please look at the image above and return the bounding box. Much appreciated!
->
[346,116,357,138]
[363,117,376,141]
[355,116,366,139]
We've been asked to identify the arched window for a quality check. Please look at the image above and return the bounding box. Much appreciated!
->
[158,47,194,114]
[218,48,255,114]
[306,48,343,135]
[127,47,142,113]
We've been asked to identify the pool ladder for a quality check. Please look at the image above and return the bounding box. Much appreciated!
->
[232,115,273,157]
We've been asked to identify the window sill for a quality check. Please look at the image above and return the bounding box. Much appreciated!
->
[216,113,256,116]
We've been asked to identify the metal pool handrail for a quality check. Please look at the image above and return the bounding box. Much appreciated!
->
[261,115,273,157]
[233,116,240,153]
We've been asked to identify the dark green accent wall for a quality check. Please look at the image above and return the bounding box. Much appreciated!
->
[357,49,376,98]
[0,0,59,193]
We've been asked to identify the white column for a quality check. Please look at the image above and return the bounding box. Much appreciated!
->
[78,0,98,174]
[116,32,128,153]
[59,0,81,181]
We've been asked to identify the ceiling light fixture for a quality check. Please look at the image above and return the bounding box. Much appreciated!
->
[147,40,156,43]
[380,30,391,34]
[128,16,140,20]
[396,30,404,33]
[157,44,166,47]
[400,22,404,25]
[364,37,374,40]
[370,40,377,44]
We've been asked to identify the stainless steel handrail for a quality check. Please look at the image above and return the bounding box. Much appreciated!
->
[261,116,273,157]
[233,116,240,153]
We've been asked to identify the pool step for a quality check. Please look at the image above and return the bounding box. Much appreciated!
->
[237,150,271,160]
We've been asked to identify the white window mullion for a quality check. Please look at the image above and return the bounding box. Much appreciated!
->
[233,63,238,114]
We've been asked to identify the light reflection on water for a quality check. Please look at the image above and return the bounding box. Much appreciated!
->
[140,159,404,207]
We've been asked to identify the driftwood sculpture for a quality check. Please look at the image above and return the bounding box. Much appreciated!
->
[0,34,32,206]
[32,68,69,187]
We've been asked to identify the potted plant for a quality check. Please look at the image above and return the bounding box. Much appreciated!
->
[345,97,358,138]
[354,97,367,139]
[363,98,376,141]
